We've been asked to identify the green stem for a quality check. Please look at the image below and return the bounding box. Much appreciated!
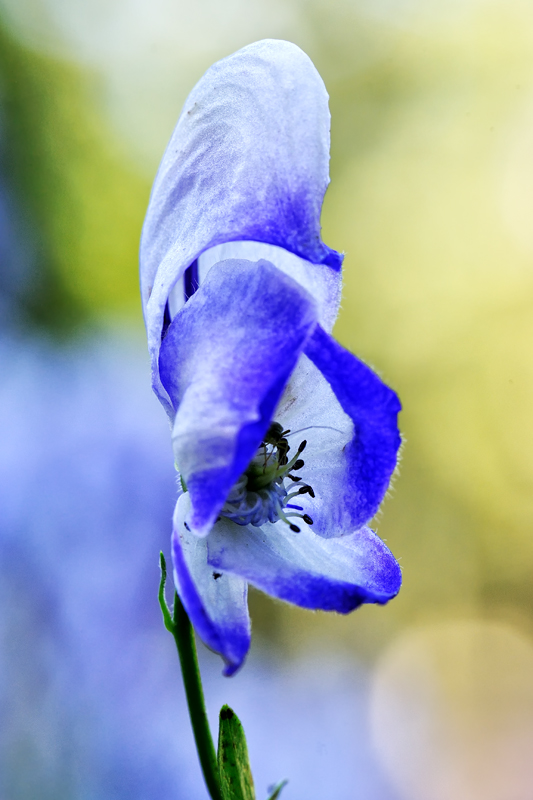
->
[159,553,223,800]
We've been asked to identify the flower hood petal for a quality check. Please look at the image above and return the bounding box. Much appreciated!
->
[140,38,342,408]
[160,258,319,536]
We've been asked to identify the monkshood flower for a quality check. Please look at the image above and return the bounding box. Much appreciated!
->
[140,39,402,676]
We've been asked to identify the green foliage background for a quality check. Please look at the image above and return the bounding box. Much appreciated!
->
[0,19,149,331]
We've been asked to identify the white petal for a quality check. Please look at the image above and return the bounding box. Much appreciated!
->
[273,352,355,538]
[207,515,401,611]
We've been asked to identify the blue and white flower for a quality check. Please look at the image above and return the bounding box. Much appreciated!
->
[140,39,402,675]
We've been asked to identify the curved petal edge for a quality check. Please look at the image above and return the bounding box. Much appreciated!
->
[304,324,402,529]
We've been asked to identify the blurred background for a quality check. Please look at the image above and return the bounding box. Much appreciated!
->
[1,0,533,798]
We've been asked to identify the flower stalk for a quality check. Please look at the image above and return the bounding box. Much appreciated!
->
[159,553,223,800]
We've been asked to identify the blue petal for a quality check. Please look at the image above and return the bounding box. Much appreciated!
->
[160,258,318,536]
[300,325,401,530]
[172,493,250,675]
[140,39,342,407]
[207,517,402,611]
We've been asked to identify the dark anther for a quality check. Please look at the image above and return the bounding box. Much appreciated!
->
[184,521,191,531]
[264,421,291,464]
[303,514,313,525]
[298,485,313,495]
[278,441,289,459]
[265,421,284,441]
[213,572,222,580]
[293,459,305,471]
[297,440,307,453]
[288,474,302,482]
[308,486,315,498]
[290,523,301,533]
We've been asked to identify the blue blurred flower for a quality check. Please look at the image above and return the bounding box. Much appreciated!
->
[140,40,402,675]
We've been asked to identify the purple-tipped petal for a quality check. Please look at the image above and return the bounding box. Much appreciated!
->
[140,39,342,406]
[172,493,250,675]
[160,258,318,536]
[207,517,402,611]
[298,325,401,531]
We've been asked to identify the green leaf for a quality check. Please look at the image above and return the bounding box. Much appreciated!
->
[266,780,288,800]
[217,705,256,800]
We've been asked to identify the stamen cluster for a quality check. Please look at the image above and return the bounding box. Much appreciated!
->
[220,422,315,532]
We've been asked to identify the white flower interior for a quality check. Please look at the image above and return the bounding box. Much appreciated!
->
[220,422,315,532]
